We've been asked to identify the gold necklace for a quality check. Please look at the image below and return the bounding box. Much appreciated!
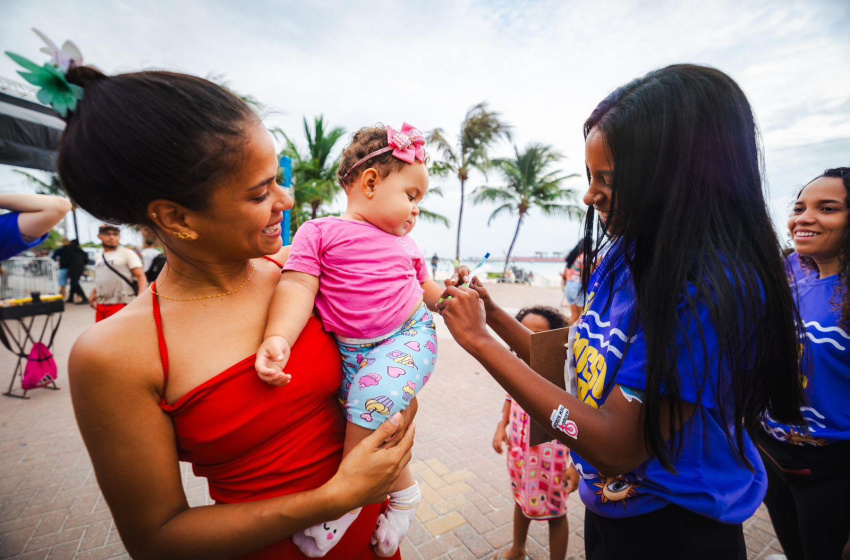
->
[150,259,256,302]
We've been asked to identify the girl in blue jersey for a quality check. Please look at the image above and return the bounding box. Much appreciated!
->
[438,64,805,560]
[758,167,850,560]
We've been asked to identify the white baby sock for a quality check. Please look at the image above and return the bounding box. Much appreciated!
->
[371,482,422,557]
[292,507,361,557]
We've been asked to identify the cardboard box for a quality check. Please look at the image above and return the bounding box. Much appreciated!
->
[528,326,571,447]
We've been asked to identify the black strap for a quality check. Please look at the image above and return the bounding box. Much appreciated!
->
[0,323,18,356]
[102,253,138,296]
[46,313,62,348]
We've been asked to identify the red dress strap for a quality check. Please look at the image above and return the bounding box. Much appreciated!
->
[262,255,284,268]
[151,281,170,405]
[153,257,283,405]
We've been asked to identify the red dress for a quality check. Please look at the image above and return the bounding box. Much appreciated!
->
[153,261,399,560]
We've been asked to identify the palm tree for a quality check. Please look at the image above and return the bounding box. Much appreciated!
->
[428,103,512,260]
[418,185,450,228]
[471,143,583,276]
[14,170,79,239]
[273,116,345,232]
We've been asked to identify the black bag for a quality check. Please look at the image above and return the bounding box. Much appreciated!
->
[145,253,166,283]
[102,254,138,296]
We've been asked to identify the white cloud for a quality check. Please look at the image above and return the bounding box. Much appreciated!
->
[2,0,848,253]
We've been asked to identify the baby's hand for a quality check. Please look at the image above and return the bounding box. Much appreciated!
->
[255,336,293,386]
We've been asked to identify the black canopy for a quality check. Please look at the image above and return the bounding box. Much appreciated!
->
[0,90,64,172]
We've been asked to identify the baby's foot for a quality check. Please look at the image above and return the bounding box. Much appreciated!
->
[292,508,361,557]
[371,483,421,557]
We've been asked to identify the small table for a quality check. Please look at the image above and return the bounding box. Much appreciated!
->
[0,299,64,398]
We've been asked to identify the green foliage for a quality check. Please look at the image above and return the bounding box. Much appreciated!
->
[471,143,583,274]
[37,228,65,252]
[427,103,512,259]
[418,185,450,228]
[273,116,345,236]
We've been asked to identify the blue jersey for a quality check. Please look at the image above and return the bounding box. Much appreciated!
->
[570,243,766,523]
[0,212,48,261]
[784,252,813,284]
[762,274,850,445]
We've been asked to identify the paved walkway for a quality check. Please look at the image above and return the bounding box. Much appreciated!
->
[0,286,786,559]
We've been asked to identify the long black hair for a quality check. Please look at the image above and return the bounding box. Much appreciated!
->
[797,167,850,331]
[580,64,804,471]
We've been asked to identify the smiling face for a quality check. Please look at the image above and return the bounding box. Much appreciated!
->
[364,163,429,237]
[188,122,293,260]
[788,176,849,264]
[583,126,614,227]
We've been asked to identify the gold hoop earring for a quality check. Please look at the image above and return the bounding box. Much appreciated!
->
[149,212,158,219]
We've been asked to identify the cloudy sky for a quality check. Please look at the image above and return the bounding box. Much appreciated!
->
[2,0,848,257]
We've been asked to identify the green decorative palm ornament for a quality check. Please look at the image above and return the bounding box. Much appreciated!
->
[5,29,85,118]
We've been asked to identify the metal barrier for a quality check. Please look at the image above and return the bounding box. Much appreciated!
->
[0,257,60,300]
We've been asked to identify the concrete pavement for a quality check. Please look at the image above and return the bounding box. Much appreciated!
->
[0,286,787,559]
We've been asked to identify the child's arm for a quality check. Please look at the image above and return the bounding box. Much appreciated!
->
[492,398,511,454]
[255,271,320,386]
[421,279,443,311]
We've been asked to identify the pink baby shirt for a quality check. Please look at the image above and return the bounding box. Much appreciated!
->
[283,217,429,340]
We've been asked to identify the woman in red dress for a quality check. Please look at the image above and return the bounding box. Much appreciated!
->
[59,66,415,559]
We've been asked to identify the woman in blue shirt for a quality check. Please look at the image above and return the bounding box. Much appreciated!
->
[439,64,805,560]
[758,167,850,560]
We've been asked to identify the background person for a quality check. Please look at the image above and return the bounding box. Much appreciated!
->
[0,193,71,261]
[439,64,805,560]
[140,230,166,282]
[88,224,147,321]
[559,239,586,323]
[492,306,579,560]
[51,238,71,298]
[54,62,413,560]
[66,239,89,304]
[758,167,850,560]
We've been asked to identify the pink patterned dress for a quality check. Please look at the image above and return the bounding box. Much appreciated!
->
[506,397,571,519]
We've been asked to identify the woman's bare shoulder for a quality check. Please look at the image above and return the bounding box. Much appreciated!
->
[70,300,160,389]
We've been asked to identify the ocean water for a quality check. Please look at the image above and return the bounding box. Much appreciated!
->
[430,259,567,289]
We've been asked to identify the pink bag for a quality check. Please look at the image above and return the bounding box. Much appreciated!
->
[22,342,58,390]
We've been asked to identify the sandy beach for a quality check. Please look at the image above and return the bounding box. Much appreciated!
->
[0,284,784,559]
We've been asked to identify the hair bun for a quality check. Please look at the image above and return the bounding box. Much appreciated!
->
[65,65,108,88]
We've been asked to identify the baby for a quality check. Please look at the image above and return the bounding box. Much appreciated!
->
[256,124,443,557]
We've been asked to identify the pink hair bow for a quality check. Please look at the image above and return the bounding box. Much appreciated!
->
[387,123,426,164]
[341,122,427,182]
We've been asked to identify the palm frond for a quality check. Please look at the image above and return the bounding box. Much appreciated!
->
[277,115,346,227]
[471,142,585,226]
[486,203,515,226]
[427,128,458,164]
[428,186,445,198]
[429,160,456,179]
[418,207,451,227]
[470,186,515,205]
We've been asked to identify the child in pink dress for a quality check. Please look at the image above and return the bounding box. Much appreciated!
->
[256,124,444,558]
[492,306,580,560]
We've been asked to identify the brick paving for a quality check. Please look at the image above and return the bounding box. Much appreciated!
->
[0,285,787,559]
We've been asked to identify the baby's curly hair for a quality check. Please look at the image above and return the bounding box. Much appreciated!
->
[337,125,427,190]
